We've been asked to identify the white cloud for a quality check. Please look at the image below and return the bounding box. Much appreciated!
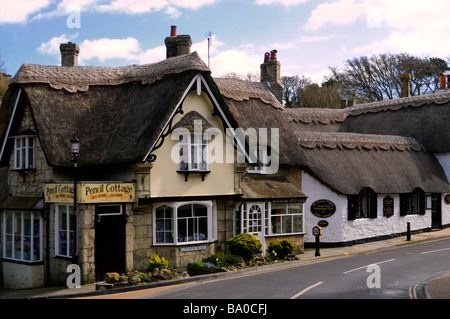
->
[96,0,168,14]
[304,0,368,31]
[0,0,51,23]
[351,0,450,57]
[79,37,142,63]
[255,0,310,6]
[37,34,79,55]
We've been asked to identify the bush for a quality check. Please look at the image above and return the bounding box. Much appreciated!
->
[147,254,169,272]
[227,233,262,261]
[268,239,295,259]
[202,252,241,267]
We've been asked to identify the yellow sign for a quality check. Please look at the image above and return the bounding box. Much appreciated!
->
[44,183,75,203]
[79,183,135,203]
[44,182,135,203]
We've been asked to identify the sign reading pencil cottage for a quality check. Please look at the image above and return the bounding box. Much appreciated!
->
[44,183,135,203]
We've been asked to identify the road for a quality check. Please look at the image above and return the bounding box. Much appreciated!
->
[85,238,450,300]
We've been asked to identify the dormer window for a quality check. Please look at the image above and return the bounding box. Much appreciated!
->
[14,136,35,170]
[179,132,208,172]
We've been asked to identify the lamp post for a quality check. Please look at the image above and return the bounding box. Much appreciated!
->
[70,133,80,265]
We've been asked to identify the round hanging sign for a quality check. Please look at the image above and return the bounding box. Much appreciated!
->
[311,199,336,218]
[444,194,450,205]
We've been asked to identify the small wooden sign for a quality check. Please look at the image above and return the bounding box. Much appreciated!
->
[383,196,394,218]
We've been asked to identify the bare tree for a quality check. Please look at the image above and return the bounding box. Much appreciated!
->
[329,53,449,103]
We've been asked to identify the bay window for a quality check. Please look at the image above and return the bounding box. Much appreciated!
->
[3,211,42,262]
[153,201,213,245]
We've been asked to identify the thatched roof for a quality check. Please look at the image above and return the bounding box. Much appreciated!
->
[240,174,306,200]
[295,132,448,194]
[215,78,449,194]
[2,53,211,167]
[284,90,450,152]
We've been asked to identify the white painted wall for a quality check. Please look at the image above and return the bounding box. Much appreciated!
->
[302,171,432,245]
[433,153,450,226]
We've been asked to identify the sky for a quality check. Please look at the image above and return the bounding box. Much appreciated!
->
[1,0,450,84]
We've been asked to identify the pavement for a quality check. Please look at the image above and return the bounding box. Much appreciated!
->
[1,227,450,299]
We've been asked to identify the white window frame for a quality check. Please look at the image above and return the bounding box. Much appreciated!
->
[2,211,43,262]
[54,204,75,258]
[13,136,35,170]
[234,202,304,236]
[179,132,209,172]
[153,201,214,246]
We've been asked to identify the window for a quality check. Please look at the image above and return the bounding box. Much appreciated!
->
[14,136,35,170]
[348,188,378,220]
[3,211,42,262]
[179,133,208,171]
[155,205,174,244]
[153,202,213,245]
[400,188,425,216]
[271,203,303,235]
[234,202,304,236]
[55,205,75,257]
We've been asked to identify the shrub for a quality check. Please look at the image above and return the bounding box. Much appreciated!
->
[138,273,152,282]
[147,254,169,272]
[202,252,241,267]
[226,233,262,261]
[268,239,295,259]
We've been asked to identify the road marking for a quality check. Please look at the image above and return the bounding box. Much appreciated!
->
[409,281,421,299]
[289,281,323,299]
[343,259,396,274]
[420,247,450,255]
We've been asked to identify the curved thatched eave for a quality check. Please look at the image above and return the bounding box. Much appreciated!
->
[299,144,449,195]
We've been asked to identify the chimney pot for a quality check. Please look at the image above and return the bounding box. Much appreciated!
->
[60,42,80,67]
[264,52,270,63]
[440,73,447,90]
[170,25,177,37]
[400,73,411,97]
[270,49,278,61]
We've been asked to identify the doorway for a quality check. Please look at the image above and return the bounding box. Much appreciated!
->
[95,204,126,281]
[245,203,266,254]
[431,193,442,230]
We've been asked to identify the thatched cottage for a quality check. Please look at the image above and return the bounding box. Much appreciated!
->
[0,26,449,289]
[0,28,306,288]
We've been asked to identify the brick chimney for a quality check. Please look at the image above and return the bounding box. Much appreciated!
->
[440,73,447,90]
[165,25,192,58]
[60,42,80,67]
[400,73,411,98]
[260,50,282,102]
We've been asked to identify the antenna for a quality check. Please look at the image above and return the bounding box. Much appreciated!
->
[207,31,212,68]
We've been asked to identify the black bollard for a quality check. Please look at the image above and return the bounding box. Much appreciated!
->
[406,222,411,241]
[315,234,320,257]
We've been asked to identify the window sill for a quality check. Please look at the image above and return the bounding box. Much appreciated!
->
[2,258,44,265]
[177,170,210,182]
[12,168,36,172]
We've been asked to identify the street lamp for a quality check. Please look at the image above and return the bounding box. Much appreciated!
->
[70,133,80,265]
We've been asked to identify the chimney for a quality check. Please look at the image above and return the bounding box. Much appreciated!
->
[60,42,79,67]
[400,73,411,97]
[260,50,282,102]
[165,25,192,58]
[440,73,447,90]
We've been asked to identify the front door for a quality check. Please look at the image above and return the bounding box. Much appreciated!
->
[95,204,126,281]
[431,193,442,230]
[246,203,266,254]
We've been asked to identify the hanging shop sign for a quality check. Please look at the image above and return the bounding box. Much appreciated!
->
[44,182,135,203]
[383,196,394,218]
[310,199,336,218]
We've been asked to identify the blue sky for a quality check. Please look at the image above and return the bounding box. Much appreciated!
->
[1,0,450,84]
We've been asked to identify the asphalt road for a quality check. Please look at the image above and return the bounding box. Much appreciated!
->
[136,238,450,300]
